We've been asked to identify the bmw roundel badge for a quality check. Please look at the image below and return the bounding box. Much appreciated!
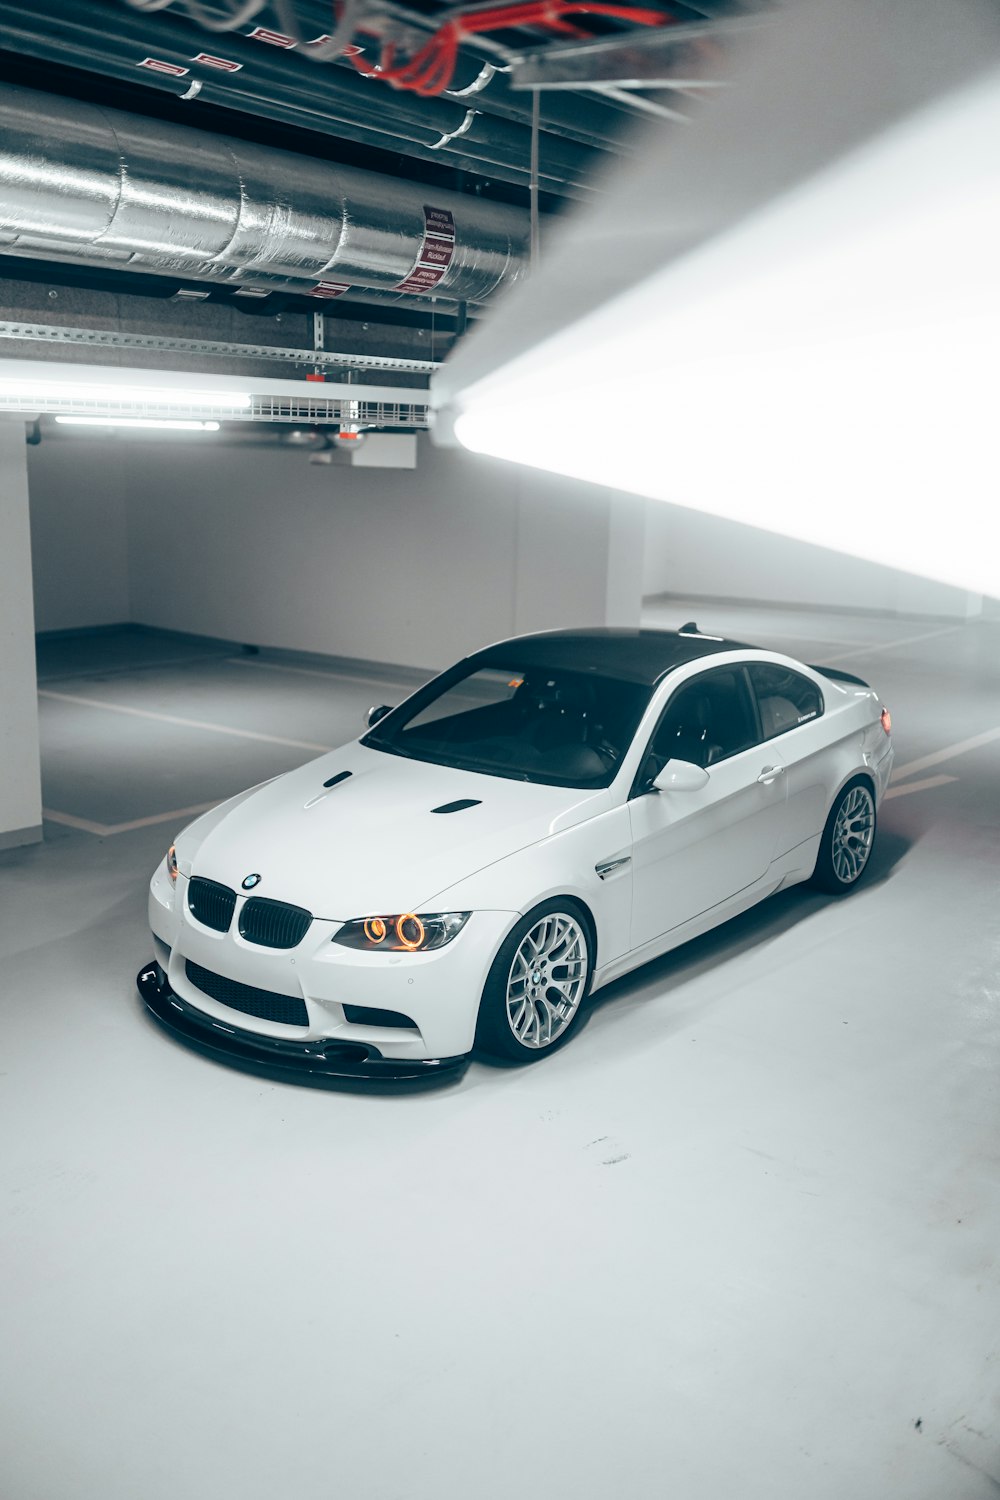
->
[242,873,261,890]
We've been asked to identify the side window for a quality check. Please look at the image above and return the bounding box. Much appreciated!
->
[635,667,760,788]
[747,663,823,740]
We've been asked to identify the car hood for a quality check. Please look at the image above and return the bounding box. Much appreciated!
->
[185,744,607,919]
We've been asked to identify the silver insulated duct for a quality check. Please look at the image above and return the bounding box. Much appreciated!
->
[0,83,529,303]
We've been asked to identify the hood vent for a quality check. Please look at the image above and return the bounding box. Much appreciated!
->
[431,798,482,814]
[323,771,352,788]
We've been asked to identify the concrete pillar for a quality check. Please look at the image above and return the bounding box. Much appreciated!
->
[0,421,42,850]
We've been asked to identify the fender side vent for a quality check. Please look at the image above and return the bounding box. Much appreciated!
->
[431,798,482,814]
[323,770,352,788]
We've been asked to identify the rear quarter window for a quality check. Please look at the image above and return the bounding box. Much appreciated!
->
[747,663,824,740]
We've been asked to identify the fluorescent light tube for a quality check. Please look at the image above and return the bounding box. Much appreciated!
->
[55,417,222,431]
[0,378,251,409]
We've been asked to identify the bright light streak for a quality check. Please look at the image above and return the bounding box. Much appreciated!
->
[54,417,222,431]
[452,70,1000,600]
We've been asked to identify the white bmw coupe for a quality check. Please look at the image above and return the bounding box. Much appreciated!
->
[140,625,894,1083]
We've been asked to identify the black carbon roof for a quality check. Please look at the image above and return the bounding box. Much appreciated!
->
[473,626,750,686]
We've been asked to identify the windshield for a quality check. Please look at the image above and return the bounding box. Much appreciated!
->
[362,659,651,788]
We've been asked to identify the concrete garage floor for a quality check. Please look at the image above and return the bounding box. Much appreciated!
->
[1,604,998,1500]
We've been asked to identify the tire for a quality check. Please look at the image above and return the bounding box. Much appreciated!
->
[475,899,594,1063]
[810,776,877,894]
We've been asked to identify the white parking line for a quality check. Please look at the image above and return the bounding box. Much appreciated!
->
[830,623,966,663]
[227,656,419,689]
[38,689,333,753]
[892,725,1000,781]
[44,800,220,837]
[883,774,958,801]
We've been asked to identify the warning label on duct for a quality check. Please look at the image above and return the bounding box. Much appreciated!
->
[395,208,455,295]
[138,57,189,76]
[247,26,296,48]
[308,35,364,56]
[310,281,351,299]
[192,53,244,72]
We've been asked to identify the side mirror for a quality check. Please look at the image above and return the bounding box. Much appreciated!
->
[367,704,393,729]
[653,759,710,793]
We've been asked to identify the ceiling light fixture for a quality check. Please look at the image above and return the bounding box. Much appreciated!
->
[0,378,251,410]
[0,359,429,427]
[54,416,222,431]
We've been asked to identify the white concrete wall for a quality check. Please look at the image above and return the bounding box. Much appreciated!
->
[0,423,42,848]
[24,433,646,667]
[27,431,984,667]
[643,498,981,618]
[120,436,644,670]
[27,440,130,632]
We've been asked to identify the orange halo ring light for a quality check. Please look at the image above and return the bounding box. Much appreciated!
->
[395,914,426,950]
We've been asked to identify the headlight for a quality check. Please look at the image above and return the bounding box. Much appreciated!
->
[333,912,470,952]
[165,845,179,883]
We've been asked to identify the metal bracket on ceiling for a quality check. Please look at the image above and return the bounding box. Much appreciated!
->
[428,108,477,150]
[446,62,503,98]
[507,15,764,93]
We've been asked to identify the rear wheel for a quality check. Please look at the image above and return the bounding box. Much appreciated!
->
[475,900,593,1063]
[811,777,876,893]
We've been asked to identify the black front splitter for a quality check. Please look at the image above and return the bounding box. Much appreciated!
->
[137,963,469,1088]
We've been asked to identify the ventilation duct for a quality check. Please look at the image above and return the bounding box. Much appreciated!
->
[0,83,529,305]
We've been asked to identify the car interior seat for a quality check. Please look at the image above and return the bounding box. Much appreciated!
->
[521,678,593,751]
[758,693,800,738]
[669,694,724,768]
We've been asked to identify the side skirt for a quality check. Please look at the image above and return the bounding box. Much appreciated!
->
[589,853,814,996]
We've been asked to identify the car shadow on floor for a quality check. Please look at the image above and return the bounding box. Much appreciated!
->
[577,823,913,1040]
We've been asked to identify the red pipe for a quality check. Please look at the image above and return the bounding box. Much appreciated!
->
[350,0,671,96]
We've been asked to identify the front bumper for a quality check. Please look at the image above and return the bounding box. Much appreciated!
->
[149,866,516,1059]
[138,963,469,1086]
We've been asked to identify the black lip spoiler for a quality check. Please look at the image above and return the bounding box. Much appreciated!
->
[808,664,871,688]
[137,963,469,1088]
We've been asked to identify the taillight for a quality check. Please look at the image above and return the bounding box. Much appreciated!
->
[880,707,892,735]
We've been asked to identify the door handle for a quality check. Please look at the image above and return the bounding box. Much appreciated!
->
[757,765,785,784]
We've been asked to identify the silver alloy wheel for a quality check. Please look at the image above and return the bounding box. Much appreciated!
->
[831,784,875,884]
[505,913,589,1050]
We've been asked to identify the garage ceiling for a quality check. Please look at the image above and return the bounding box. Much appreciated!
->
[0,0,762,375]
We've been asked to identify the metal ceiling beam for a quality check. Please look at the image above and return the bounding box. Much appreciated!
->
[0,0,609,197]
[509,15,766,91]
[0,323,438,377]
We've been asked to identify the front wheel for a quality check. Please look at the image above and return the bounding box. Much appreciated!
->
[475,900,593,1063]
[811,777,876,893]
